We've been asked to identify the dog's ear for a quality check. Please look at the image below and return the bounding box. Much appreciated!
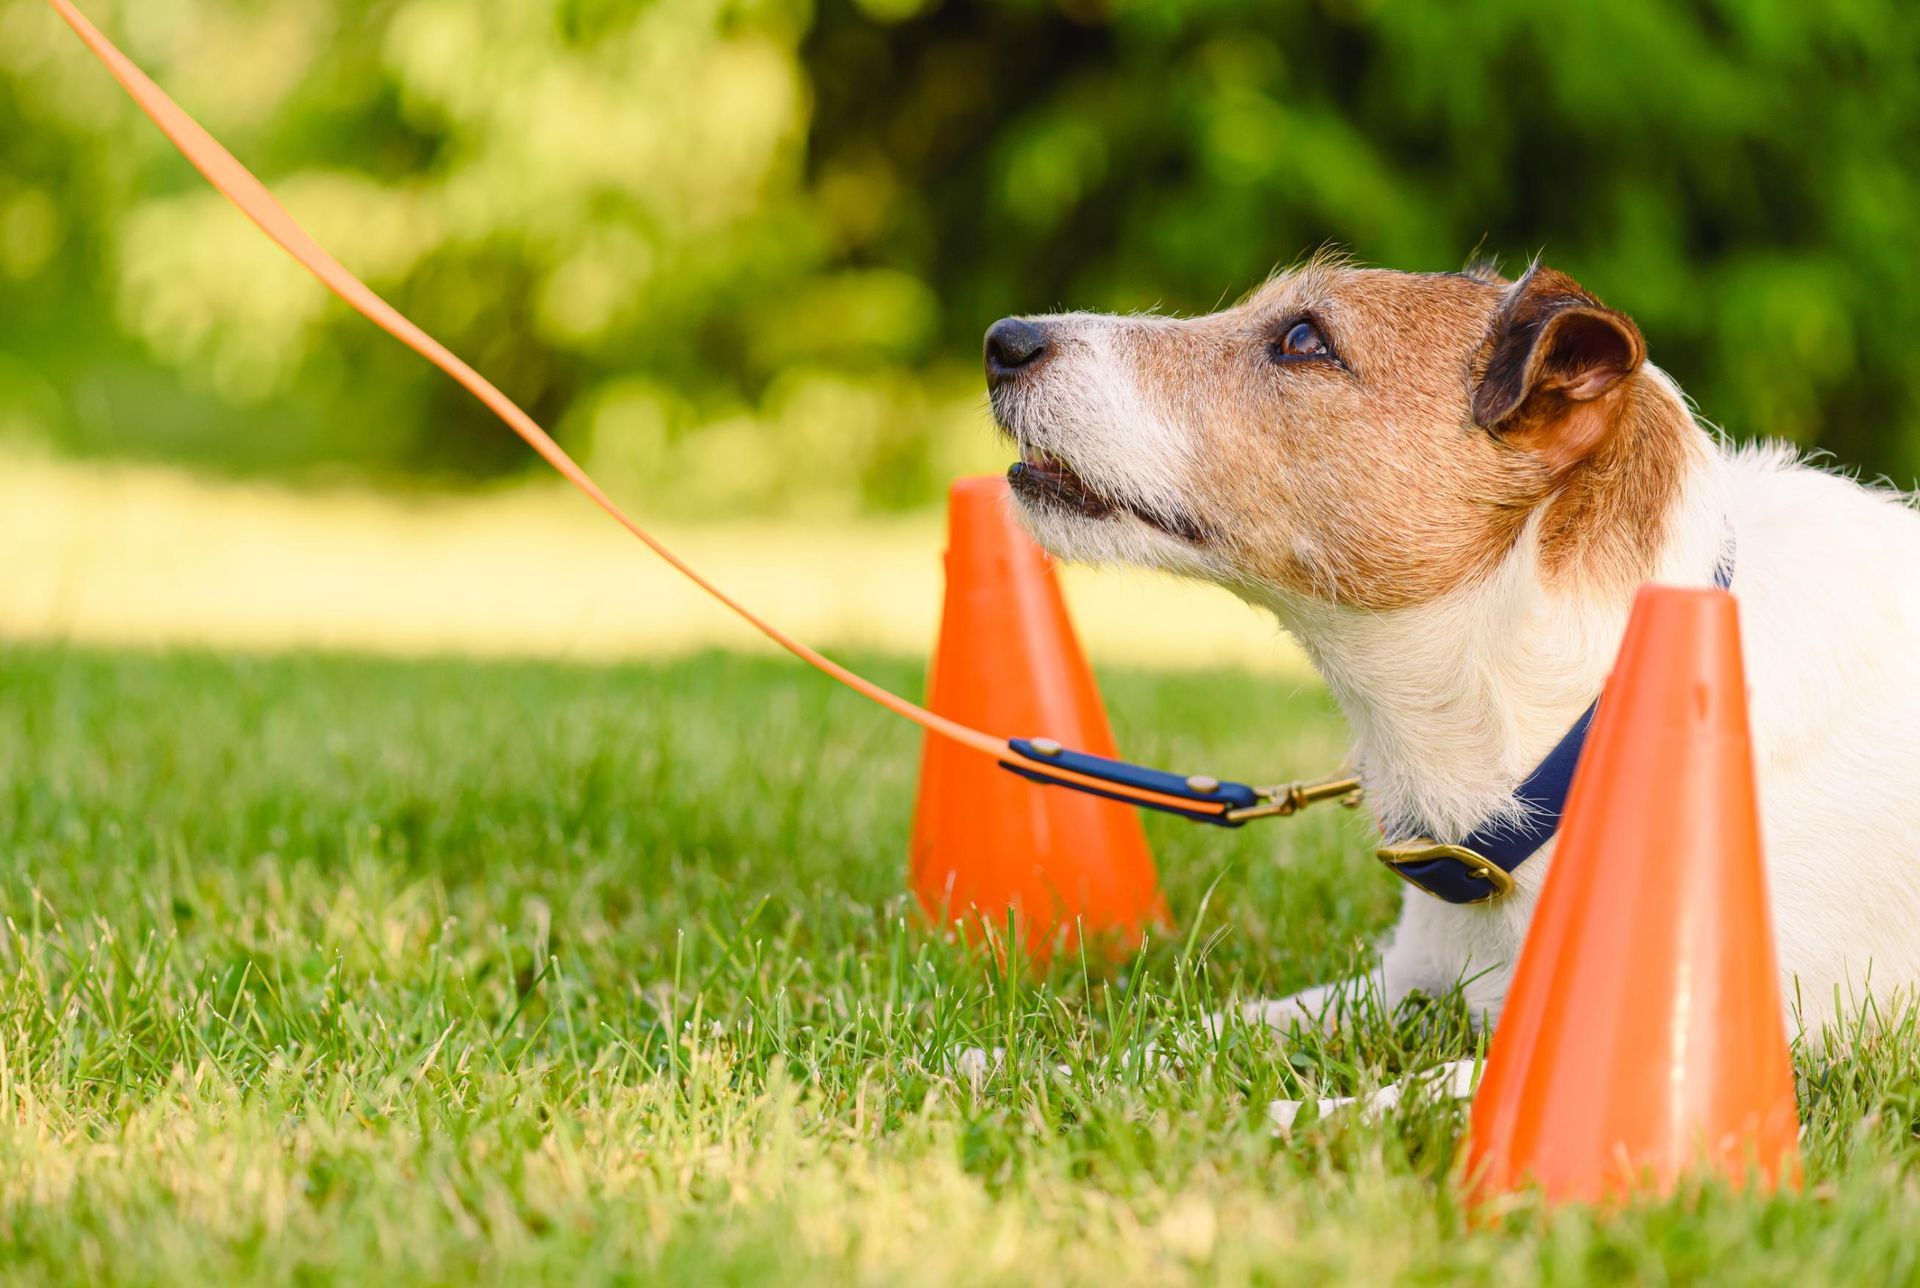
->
[1472,266,1646,467]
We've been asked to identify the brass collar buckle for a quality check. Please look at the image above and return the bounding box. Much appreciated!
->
[1376,839,1516,903]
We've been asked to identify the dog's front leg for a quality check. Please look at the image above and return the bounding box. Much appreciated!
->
[1221,891,1471,1038]
[1232,884,1516,1037]
[1216,975,1481,1133]
[1238,912,1490,1129]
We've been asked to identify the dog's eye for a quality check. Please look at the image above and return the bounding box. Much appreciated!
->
[1276,319,1330,359]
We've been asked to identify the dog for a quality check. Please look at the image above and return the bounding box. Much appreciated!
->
[984,254,1920,1064]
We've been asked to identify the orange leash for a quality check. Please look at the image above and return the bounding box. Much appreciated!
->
[45,0,1313,826]
[45,0,1004,762]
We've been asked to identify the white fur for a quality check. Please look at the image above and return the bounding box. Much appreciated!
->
[1251,439,1920,1119]
[1010,341,1920,1040]
[1298,437,1920,1036]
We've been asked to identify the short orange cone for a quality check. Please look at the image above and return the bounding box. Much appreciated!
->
[910,475,1167,959]
[1464,585,1799,1206]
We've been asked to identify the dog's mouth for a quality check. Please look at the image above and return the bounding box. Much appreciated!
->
[1007,449,1208,545]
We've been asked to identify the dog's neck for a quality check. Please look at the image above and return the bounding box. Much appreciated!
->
[1255,382,1724,842]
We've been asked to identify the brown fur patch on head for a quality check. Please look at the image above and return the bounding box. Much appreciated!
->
[1005,258,1699,611]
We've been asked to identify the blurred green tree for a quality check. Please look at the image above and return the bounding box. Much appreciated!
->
[2,0,1917,512]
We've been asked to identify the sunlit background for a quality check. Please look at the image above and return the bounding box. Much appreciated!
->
[2,0,1915,665]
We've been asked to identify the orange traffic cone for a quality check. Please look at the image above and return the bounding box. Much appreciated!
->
[1464,585,1799,1206]
[910,475,1168,960]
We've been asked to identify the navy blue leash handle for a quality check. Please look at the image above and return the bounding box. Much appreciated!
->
[1001,738,1262,825]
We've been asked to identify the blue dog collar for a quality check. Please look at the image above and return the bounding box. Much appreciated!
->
[1379,545,1737,905]
[999,543,1736,907]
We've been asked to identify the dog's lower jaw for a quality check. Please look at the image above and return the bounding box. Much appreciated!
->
[1008,490,1230,583]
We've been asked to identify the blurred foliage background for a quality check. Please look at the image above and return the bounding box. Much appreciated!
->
[2,0,1917,518]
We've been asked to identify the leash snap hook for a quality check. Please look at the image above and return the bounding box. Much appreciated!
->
[1224,773,1365,823]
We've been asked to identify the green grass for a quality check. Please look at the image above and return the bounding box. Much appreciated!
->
[3,643,1920,1284]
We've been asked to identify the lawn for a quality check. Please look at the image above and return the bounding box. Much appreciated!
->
[2,642,1919,1284]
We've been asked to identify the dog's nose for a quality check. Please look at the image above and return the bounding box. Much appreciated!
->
[984,317,1051,384]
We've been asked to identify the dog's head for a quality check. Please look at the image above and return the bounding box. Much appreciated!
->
[986,257,1686,611]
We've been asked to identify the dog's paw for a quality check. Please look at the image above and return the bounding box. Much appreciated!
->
[1267,1059,1480,1134]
